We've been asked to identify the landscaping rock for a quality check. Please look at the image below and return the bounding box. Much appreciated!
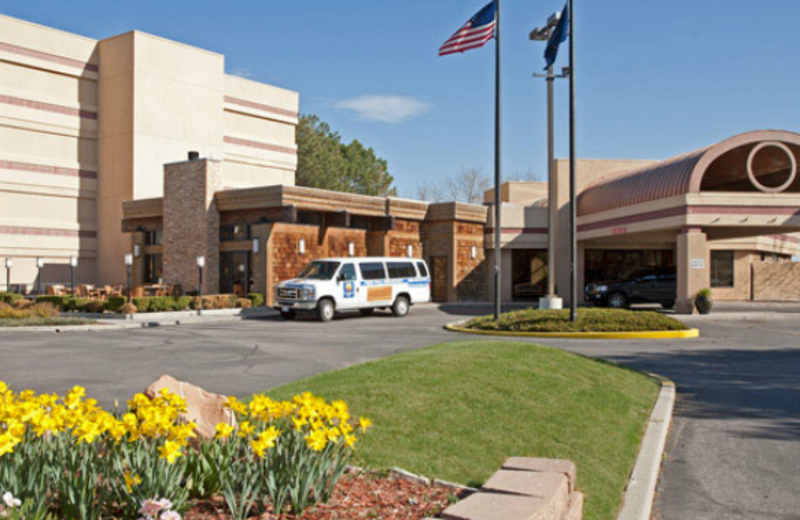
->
[481,470,570,516]
[564,491,584,520]
[502,457,577,492]
[390,467,431,487]
[441,492,549,520]
[145,375,235,440]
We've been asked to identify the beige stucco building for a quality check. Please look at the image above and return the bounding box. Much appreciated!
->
[0,13,298,288]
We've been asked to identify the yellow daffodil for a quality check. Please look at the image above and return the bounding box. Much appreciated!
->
[359,416,372,432]
[124,471,141,492]
[158,440,183,464]
[215,422,235,440]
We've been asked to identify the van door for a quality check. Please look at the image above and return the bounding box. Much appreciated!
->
[358,261,392,307]
[335,263,359,310]
[415,261,431,303]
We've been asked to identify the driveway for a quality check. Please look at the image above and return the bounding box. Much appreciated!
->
[1,303,799,519]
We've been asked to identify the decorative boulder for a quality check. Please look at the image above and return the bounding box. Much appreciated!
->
[145,375,236,440]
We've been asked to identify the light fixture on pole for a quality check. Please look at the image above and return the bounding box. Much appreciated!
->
[4,258,12,293]
[196,256,205,303]
[530,9,568,311]
[567,0,577,322]
[69,256,78,296]
[36,257,44,295]
[124,253,134,304]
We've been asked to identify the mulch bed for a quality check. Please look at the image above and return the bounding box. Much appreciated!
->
[184,472,468,520]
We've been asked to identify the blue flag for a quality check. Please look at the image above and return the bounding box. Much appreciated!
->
[544,3,569,70]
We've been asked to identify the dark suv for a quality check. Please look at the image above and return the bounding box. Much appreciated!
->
[585,268,677,309]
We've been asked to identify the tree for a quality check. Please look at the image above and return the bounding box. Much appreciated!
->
[295,114,395,196]
[414,167,490,204]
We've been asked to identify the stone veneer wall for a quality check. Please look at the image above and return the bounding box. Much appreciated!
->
[162,159,222,294]
[455,222,487,301]
[753,261,800,301]
[389,219,423,259]
[711,251,754,301]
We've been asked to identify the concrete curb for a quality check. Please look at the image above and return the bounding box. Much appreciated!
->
[616,379,676,520]
[444,319,700,340]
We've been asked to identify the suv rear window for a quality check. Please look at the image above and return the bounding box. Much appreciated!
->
[387,262,416,279]
[416,262,428,278]
[359,262,387,281]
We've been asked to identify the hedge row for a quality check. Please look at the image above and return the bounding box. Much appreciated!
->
[0,292,24,305]
[34,293,266,314]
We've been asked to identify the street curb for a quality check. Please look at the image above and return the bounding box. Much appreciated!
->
[616,379,675,520]
[444,320,700,340]
[0,313,275,333]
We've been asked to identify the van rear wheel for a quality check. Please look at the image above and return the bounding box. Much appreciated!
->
[317,299,335,322]
[392,296,410,318]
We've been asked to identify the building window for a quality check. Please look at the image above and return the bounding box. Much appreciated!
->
[219,251,252,296]
[711,251,734,288]
[220,224,250,242]
[144,254,163,284]
[144,230,163,246]
[511,250,548,301]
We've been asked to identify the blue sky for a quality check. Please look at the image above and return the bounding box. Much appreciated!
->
[4,0,800,196]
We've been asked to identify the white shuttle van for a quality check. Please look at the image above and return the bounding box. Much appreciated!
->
[273,257,431,322]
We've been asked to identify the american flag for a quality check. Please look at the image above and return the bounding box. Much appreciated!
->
[439,1,497,56]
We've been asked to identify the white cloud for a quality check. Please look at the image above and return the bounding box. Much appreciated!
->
[334,95,431,123]
[228,67,256,80]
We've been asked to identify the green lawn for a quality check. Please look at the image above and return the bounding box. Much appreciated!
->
[0,317,94,327]
[465,308,688,333]
[266,341,660,520]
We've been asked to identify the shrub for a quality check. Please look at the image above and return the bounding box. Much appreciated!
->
[148,297,173,313]
[235,298,252,309]
[0,292,23,305]
[84,300,106,314]
[36,296,70,310]
[172,296,193,311]
[696,288,712,299]
[132,297,152,313]
[30,303,59,319]
[13,299,35,310]
[0,302,24,319]
[106,296,126,313]
[119,303,137,314]
[247,293,265,308]
[64,298,91,312]
[466,308,689,333]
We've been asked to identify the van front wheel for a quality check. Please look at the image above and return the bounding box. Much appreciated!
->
[392,296,410,318]
[317,299,335,322]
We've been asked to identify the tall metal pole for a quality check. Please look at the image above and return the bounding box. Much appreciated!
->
[568,0,577,321]
[546,65,557,299]
[493,0,503,321]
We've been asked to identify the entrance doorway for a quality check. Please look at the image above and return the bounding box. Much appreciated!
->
[219,251,252,296]
[511,249,549,301]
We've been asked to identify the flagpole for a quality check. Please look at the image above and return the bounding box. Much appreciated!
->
[568,0,577,322]
[493,0,502,321]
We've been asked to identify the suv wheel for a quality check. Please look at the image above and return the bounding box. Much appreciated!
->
[280,310,296,320]
[607,293,628,309]
[392,296,410,318]
[359,308,375,316]
[317,299,335,322]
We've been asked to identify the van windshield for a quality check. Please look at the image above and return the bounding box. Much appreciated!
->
[297,261,341,281]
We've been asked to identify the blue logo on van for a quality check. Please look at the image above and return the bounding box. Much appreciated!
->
[343,281,355,298]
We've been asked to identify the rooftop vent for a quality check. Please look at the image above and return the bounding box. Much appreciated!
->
[188,151,200,161]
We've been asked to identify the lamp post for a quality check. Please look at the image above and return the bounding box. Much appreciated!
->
[4,258,12,293]
[69,256,78,296]
[36,257,45,295]
[124,254,134,304]
[530,12,569,311]
[197,255,205,302]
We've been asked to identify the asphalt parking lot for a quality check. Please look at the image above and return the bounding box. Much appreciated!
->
[1,302,799,519]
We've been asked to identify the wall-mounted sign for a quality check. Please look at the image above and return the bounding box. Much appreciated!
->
[691,258,705,269]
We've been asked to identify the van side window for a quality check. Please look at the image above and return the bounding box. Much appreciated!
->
[416,262,428,278]
[339,264,357,281]
[359,262,387,281]
[387,262,416,279]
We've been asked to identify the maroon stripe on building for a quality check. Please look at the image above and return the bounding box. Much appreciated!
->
[224,96,298,118]
[0,94,97,120]
[0,226,96,238]
[0,41,98,72]
[0,159,97,179]
[223,136,297,155]
[578,205,800,233]
[485,227,549,234]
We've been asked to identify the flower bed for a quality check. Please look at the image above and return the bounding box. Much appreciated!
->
[0,383,370,520]
[34,293,265,314]
[464,308,689,333]
[0,301,94,328]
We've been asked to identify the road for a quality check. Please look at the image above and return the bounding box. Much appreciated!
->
[1,304,798,519]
